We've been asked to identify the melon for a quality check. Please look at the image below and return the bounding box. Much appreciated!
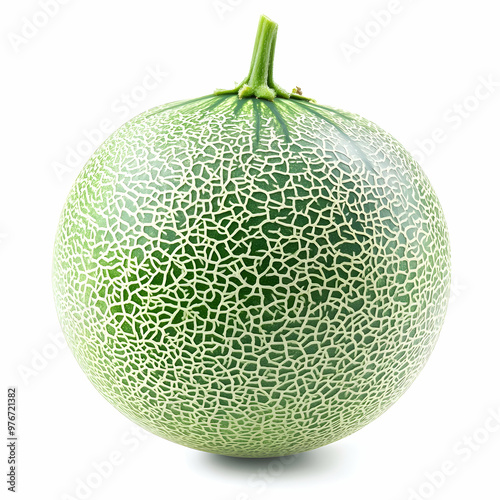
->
[53,15,451,458]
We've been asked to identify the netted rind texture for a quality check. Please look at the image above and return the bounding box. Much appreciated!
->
[53,95,451,457]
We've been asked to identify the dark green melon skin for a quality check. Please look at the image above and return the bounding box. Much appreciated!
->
[53,95,451,457]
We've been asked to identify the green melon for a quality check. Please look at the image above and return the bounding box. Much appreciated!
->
[53,15,451,458]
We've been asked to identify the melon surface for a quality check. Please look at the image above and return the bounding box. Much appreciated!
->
[53,15,451,458]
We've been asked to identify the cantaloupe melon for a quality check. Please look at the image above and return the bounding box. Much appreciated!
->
[53,15,451,458]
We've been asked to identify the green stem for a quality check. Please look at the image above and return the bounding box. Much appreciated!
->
[215,15,315,102]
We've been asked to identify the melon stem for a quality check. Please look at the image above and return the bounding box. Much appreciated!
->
[214,15,315,102]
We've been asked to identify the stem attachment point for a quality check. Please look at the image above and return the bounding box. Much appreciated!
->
[214,15,315,102]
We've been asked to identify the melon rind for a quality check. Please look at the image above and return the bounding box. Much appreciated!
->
[53,95,451,457]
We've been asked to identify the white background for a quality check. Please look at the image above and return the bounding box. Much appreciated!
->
[2,0,500,499]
